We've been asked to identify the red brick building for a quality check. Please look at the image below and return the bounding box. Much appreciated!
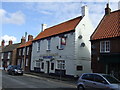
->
[16,35,33,72]
[90,4,120,79]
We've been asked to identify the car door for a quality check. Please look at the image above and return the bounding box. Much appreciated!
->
[92,74,109,89]
[82,74,95,88]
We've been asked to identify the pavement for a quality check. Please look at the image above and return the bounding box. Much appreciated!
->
[24,71,78,85]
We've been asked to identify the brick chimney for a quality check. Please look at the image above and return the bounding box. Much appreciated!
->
[9,40,13,45]
[105,3,111,15]
[21,36,26,44]
[41,24,47,32]
[1,40,5,47]
[28,35,33,41]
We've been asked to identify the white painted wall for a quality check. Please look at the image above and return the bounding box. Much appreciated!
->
[31,5,94,77]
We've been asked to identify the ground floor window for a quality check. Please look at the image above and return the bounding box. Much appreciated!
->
[57,60,65,70]
[76,65,83,71]
[41,62,44,69]
[35,61,40,67]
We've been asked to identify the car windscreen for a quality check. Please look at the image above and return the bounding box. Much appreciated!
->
[102,75,120,84]
[13,66,21,69]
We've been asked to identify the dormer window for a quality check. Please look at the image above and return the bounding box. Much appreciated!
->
[100,41,110,53]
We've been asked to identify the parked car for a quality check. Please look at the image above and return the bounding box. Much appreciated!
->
[77,73,120,90]
[7,65,23,75]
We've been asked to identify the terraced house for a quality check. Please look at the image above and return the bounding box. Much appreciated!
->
[31,5,94,77]
[16,35,33,72]
[91,4,120,79]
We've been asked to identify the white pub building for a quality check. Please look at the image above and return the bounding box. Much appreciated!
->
[31,5,93,77]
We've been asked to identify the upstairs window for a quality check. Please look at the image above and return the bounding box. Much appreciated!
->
[1,53,4,59]
[100,41,110,53]
[47,39,51,50]
[26,47,29,55]
[19,49,21,56]
[37,41,40,51]
[8,52,11,59]
[59,37,66,49]
[23,48,25,55]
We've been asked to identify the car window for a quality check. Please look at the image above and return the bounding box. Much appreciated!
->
[94,75,107,84]
[102,75,120,84]
[82,74,94,81]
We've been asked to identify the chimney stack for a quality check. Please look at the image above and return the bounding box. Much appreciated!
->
[105,3,111,15]
[81,5,88,17]
[28,35,33,41]
[41,24,47,32]
[1,40,5,47]
[21,36,26,44]
[9,40,13,45]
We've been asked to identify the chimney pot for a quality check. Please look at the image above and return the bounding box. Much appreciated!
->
[1,40,5,47]
[105,3,111,15]
[28,35,33,41]
[9,40,13,45]
[21,36,26,44]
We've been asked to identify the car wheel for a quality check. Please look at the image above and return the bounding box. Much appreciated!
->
[12,72,15,75]
[77,85,85,90]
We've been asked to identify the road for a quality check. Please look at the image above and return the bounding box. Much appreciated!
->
[2,70,77,90]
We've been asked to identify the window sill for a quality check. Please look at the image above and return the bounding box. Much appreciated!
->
[58,48,64,50]
[46,49,51,51]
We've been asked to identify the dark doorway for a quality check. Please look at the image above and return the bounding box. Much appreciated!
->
[46,61,50,74]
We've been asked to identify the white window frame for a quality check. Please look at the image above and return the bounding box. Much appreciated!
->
[19,49,21,56]
[25,58,28,66]
[23,48,25,55]
[57,60,65,70]
[7,52,11,59]
[59,37,66,49]
[26,47,29,55]
[100,41,110,53]
[37,41,40,51]
[35,61,40,67]
[1,53,4,59]
[47,39,51,50]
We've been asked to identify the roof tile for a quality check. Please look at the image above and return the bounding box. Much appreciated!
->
[33,16,82,41]
[91,10,120,40]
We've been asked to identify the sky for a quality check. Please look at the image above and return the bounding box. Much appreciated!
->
[0,0,119,45]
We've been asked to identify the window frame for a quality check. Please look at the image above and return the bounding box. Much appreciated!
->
[47,39,51,50]
[59,37,66,50]
[57,60,65,70]
[37,41,40,52]
[100,41,110,53]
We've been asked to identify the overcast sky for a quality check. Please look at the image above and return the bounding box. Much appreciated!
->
[0,0,119,45]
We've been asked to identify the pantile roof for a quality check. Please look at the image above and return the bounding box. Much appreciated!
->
[33,16,82,41]
[91,10,120,40]
[18,40,32,48]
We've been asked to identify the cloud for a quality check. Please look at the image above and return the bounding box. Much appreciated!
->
[0,9,25,25]
[0,35,17,45]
